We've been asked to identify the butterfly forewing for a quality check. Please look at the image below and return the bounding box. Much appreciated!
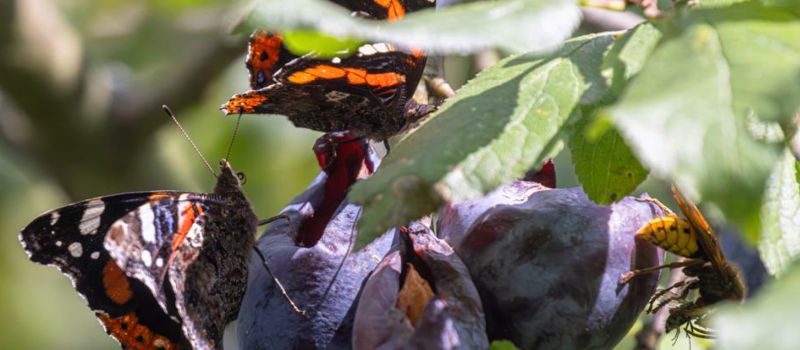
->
[247,30,297,90]
[20,192,191,349]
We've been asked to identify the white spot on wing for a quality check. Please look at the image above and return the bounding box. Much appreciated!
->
[68,242,83,258]
[373,43,391,53]
[331,57,342,64]
[90,251,100,260]
[50,212,60,225]
[142,250,152,267]
[139,204,156,243]
[185,222,205,248]
[156,258,164,267]
[55,240,62,247]
[79,199,105,235]
[359,44,377,56]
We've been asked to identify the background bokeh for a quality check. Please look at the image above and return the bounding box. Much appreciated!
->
[0,0,699,349]
[0,0,322,348]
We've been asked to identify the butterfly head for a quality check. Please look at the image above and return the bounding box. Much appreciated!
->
[215,159,245,195]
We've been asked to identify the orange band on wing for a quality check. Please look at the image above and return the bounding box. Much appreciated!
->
[171,204,204,252]
[223,93,268,114]
[343,68,368,84]
[365,72,405,88]
[102,260,132,305]
[374,0,406,20]
[288,65,405,89]
[287,65,347,84]
[99,313,178,350]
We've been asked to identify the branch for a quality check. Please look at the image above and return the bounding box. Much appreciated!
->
[112,35,246,142]
[580,7,646,33]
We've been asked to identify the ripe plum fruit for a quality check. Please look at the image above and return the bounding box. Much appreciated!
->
[437,182,666,350]
[353,221,488,350]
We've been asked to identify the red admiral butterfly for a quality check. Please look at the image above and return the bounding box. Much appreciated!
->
[20,159,257,350]
[221,0,436,140]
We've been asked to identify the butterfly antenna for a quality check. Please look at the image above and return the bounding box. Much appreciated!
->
[225,112,243,162]
[252,245,307,317]
[162,105,216,177]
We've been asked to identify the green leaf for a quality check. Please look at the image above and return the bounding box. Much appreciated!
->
[242,0,581,54]
[568,23,660,204]
[699,4,800,122]
[601,23,663,97]
[759,148,800,276]
[570,112,649,204]
[350,33,616,248]
[715,261,800,349]
[761,0,800,12]
[282,30,363,58]
[695,0,750,8]
[489,340,521,350]
[608,3,800,240]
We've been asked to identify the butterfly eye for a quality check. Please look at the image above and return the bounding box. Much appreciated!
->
[237,172,247,184]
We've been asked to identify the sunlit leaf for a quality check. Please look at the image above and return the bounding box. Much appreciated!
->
[489,340,521,350]
[571,113,649,204]
[609,3,800,240]
[761,0,800,11]
[759,148,800,276]
[566,23,661,204]
[242,0,581,54]
[282,30,363,58]
[350,33,616,247]
[715,261,800,350]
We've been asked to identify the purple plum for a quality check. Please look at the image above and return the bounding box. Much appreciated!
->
[353,221,488,350]
[437,182,665,350]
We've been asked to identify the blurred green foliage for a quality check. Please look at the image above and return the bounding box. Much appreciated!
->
[0,0,320,348]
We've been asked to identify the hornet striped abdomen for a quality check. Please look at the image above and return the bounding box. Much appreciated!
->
[636,216,699,258]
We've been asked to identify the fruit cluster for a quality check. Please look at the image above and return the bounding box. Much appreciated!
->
[239,136,667,349]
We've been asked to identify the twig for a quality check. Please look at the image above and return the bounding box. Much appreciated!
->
[580,7,646,33]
